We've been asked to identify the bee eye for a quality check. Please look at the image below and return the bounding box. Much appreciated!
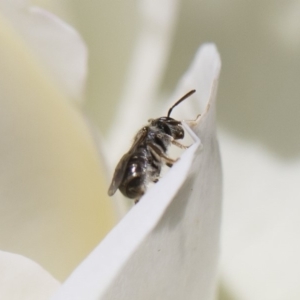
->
[158,123,164,130]
[157,122,172,136]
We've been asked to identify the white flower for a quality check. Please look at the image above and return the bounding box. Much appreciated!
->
[2,0,299,300]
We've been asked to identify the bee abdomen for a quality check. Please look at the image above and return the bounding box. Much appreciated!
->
[119,151,148,199]
[119,173,146,199]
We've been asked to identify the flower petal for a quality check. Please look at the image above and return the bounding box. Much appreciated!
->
[52,44,222,300]
[0,0,87,101]
[0,251,60,300]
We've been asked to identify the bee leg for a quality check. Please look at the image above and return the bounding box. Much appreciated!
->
[153,178,159,183]
[185,113,203,127]
[134,199,140,204]
[148,143,178,165]
[157,133,189,149]
[171,139,189,149]
[166,162,173,168]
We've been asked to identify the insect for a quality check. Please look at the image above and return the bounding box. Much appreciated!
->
[108,89,196,203]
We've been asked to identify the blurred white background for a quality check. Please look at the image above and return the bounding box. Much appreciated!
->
[34,0,300,155]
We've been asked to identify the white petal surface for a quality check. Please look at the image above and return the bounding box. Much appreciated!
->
[0,251,60,300]
[52,44,222,300]
[0,0,87,101]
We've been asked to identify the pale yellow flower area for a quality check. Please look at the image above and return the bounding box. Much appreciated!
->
[0,5,115,282]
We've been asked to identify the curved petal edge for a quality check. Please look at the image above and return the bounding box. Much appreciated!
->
[52,44,222,300]
[0,251,60,300]
[0,0,87,101]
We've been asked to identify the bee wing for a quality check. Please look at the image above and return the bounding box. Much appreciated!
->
[108,152,131,196]
[107,127,148,196]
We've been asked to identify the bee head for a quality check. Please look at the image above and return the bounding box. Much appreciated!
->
[149,117,184,140]
[148,90,196,140]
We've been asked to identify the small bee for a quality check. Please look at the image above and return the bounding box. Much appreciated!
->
[108,89,196,203]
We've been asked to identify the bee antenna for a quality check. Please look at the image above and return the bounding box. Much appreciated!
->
[167,90,196,117]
